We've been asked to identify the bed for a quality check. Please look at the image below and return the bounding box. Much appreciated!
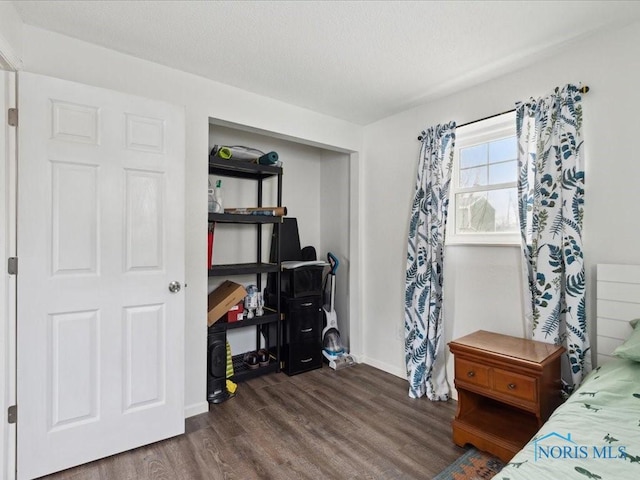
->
[492,264,640,480]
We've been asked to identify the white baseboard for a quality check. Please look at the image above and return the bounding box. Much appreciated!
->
[184,401,208,418]
[360,356,406,379]
[361,356,458,401]
[450,387,458,401]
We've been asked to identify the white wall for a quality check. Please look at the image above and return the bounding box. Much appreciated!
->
[362,21,640,392]
[320,151,351,347]
[0,1,22,68]
[18,24,363,416]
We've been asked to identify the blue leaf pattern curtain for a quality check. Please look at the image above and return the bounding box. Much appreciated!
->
[405,122,455,400]
[516,84,591,392]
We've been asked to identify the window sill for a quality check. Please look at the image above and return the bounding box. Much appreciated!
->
[445,242,521,247]
[446,234,521,247]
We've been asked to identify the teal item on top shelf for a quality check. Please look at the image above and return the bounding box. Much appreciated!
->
[258,151,279,165]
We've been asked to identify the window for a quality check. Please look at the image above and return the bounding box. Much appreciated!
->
[447,112,519,245]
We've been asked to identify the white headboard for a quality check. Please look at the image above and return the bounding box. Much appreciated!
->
[596,264,640,365]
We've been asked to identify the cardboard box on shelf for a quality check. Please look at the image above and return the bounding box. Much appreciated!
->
[227,301,244,323]
[207,280,247,326]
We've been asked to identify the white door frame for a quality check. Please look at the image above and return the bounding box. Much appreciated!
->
[1,31,21,480]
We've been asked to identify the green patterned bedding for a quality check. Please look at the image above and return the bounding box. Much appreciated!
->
[492,358,640,480]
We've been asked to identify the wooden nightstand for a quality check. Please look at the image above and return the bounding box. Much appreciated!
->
[448,330,564,462]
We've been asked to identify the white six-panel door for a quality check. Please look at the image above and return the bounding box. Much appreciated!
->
[16,72,185,480]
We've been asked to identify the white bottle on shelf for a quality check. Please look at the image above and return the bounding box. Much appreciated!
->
[208,179,215,213]
[212,179,223,213]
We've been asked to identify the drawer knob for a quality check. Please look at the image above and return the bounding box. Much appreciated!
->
[301,357,313,363]
[300,328,313,333]
[467,371,475,378]
[508,383,516,390]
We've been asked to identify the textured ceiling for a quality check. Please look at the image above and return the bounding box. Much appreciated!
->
[11,0,640,125]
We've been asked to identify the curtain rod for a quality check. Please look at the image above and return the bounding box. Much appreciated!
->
[417,85,590,140]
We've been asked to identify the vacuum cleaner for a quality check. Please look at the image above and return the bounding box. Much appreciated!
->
[321,252,356,370]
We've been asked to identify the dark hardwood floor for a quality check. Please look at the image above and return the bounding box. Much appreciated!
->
[39,364,464,480]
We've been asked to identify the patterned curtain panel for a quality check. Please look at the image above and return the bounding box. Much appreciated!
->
[405,122,456,400]
[516,84,591,392]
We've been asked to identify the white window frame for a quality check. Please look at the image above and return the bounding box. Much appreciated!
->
[447,111,520,246]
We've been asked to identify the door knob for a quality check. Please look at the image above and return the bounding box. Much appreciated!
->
[168,281,181,293]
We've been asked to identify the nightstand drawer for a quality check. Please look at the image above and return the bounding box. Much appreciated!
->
[493,368,536,402]
[455,358,490,388]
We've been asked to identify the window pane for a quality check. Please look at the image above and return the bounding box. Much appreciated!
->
[488,160,517,185]
[489,136,516,163]
[488,188,519,232]
[456,192,488,233]
[455,187,518,234]
[459,166,487,188]
[460,144,487,169]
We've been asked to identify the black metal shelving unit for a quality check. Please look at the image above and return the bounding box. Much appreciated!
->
[207,263,279,277]
[209,212,282,224]
[207,155,282,384]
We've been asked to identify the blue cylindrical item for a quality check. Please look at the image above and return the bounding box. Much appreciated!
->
[258,151,279,165]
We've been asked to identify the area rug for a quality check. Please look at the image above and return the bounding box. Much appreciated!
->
[433,447,505,480]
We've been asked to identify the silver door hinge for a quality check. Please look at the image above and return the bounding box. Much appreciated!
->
[7,257,17,275]
[8,108,17,127]
[7,405,16,424]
